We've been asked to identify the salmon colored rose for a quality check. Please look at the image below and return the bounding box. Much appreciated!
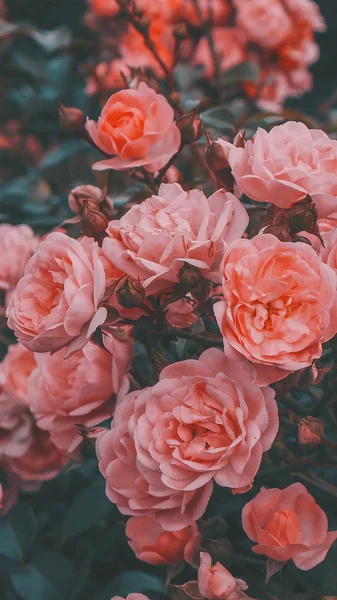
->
[320,228,337,273]
[0,392,32,458]
[126,515,200,565]
[6,232,108,354]
[174,0,231,26]
[0,224,38,304]
[88,0,118,17]
[242,483,337,570]
[85,82,181,173]
[29,335,132,454]
[120,22,175,79]
[97,348,278,530]
[194,28,246,79]
[214,234,337,384]
[221,122,337,217]
[103,183,248,295]
[0,344,36,407]
[234,0,293,49]
[198,552,249,600]
[112,595,150,600]
[8,426,68,482]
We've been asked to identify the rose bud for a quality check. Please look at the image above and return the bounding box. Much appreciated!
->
[59,103,85,133]
[233,129,246,148]
[178,263,202,289]
[298,417,324,445]
[206,139,232,172]
[116,277,145,308]
[178,113,203,145]
[173,22,188,41]
[80,199,109,239]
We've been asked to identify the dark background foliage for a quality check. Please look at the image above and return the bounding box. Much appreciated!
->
[1,1,337,599]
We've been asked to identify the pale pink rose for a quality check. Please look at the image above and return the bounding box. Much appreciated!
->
[97,348,278,529]
[0,392,32,458]
[0,224,38,301]
[0,344,36,407]
[6,232,108,354]
[111,595,150,600]
[103,183,249,295]
[85,82,181,173]
[242,483,337,570]
[29,336,132,454]
[283,0,326,32]
[194,28,246,79]
[126,514,200,565]
[214,235,337,384]
[8,426,68,482]
[165,297,198,329]
[86,60,130,96]
[318,212,337,233]
[68,185,113,216]
[198,552,248,599]
[320,228,337,274]
[234,0,293,49]
[244,67,312,113]
[222,122,337,217]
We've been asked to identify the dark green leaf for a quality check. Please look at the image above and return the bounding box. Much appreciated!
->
[220,62,260,86]
[11,552,73,600]
[10,503,37,554]
[0,520,22,561]
[61,476,113,541]
[11,566,61,600]
[11,37,48,82]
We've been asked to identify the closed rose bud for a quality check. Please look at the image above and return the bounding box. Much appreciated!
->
[178,263,202,289]
[233,129,246,148]
[116,277,145,308]
[206,139,232,172]
[173,23,188,40]
[298,417,324,445]
[289,196,317,234]
[80,200,109,238]
[59,103,85,133]
[264,223,292,242]
[177,114,202,145]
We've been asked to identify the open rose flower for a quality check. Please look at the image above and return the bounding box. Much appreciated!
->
[29,335,132,454]
[221,122,337,217]
[85,82,181,173]
[6,232,108,354]
[320,228,337,273]
[215,234,337,384]
[88,0,118,17]
[96,348,278,530]
[103,183,248,295]
[112,596,150,600]
[0,392,32,458]
[234,0,293,49]
[198,552,249,599]
[0,344,36,407]
[120,22,175,79]
[194,28,246,79]
[8,426,68,482]
[242,483,337,570]
[126,515,200,565]
[0,224,38,305]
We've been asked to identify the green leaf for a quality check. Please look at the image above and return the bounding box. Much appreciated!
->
[0,520,22,561]
[201,105,235,132]
[96,571,165,600]
[0,503,36,561]
[11,566,61,600]
[61,476,113,542]
[220,62,260,86]
[11,552,73,600]
[11,37,48,82]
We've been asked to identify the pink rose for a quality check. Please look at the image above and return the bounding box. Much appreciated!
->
[126,514,200,565]
[120,22,175,79]
[194,28,246,79]
[222,122,337,217]
[174,0,230,26]
[29,336,132,454]
[320,228,337,272]
[198,552,248,599]
[7,232,108,354]
[103,183,249,295]
[88,0,118,17]
[85,82,181,173]
[0,224,38,302]
[97,348,278,530]
[0,392,32,458]
[68,185,113,217]
[242,483,337,570]
[318,212,337,233]
[8,426,68,482]
[283,0,326,32]
[234,0,293,49]
[111,595,150,600]
[164,297,198,329]
[214,235,337,384]
[85,60,131,96]
[0,344,36,407]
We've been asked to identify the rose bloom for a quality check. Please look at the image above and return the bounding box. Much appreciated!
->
[0,392,32,458]
[85,82,181,173]
[88,0,118,17]
[164,297,198,329]
[244,67,312,113]
[86,60,131,96]
[103,183,249,295]
[320,228,337,274]
[112,596,149,600]
[29,336,132,454]
[0,344,36,407]
[0,224,38,303]
[126,514,200,565]
[222,122,337,217]
[242,483,337,570]
[198,552,248,600]
[8,426,68,482]
[120,21,175,79]
[96,348,278,530]
[174,0,231,26]
[194,28,247,79]
[215,235,337,384]
[318,212,337,233]
[234,0,293,49]
[6,232,108,354]
[283,0,326,32]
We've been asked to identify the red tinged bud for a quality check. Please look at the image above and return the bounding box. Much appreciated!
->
[178,263,202,289]
[116,277,145,308]
[177,113,203,145]
[206,139,231,172]
[233,129,246,148]
[58,103,85,133]
[80,199,109,239]
[298,417,324,445]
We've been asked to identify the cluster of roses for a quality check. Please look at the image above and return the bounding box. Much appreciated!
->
[85,0,325,111]
[2,78,337,598]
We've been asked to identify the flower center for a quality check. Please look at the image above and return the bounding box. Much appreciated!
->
[265,509,302,546]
